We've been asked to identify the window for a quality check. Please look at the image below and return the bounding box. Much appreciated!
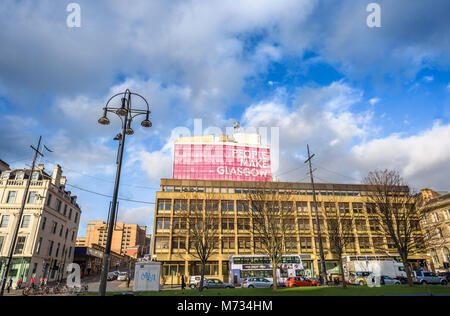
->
[221,218,235,231]
[55,243,60,257]
[173,200,187,212]
[28,192,37,204]
[359,237,371,250]
[56,200,62,213]
[14,236,26,254]
[352,203,364,214]
[156,218,171,232]
[355,219,367,231]
[155,237,169,251]
[47,194,52,207]
[16,172,24,180]
[300,238,312,250]
[68,209,72,219]
[237,201,249,213]
[338,203,350,214]
[158,199,172,213]
[31,172,39,180]
[171,237,186,250]
[36,237,43,254]
[237,218,250,231]
[1,171,10,179]
[366,203,377,215]
[52,221,58,234]
[285,238,297,250]
[298,219,310,231]
[41,217,47,230]
[172,218,186,231]
[0,236,4,252]
[74,212,78,223]
[296,202,308,214]
[221,200,234,213]
[238,238,251,250]
[7,191,17,204]
[21,215,31,228]
[63,205,67,216]
[59,225,64,237]
[205,200,219,212]
[285,219,296,230]
[48,241,54,256]
[222,237,235,250]
[0,215,10,228]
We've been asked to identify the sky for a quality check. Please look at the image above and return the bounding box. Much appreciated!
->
[0,0,449,237]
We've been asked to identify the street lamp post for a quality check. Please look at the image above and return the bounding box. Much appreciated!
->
[97,89,152,296]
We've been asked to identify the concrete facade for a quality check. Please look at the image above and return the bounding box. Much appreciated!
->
[152,179,429,284]
[0,164,81,285]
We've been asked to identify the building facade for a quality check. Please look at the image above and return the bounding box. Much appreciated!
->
[0,164,81,284]
[77,221,150,257]
[420,189,450,272]
[74,244,134,277]
[173,133,272,182]
[152,179,428,284]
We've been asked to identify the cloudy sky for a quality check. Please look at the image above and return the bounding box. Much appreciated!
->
[0,0,449,236]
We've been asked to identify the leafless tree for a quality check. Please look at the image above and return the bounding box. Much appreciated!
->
[363,169,424,287]
[248,187,295,290]
[175,193,219,291]
[324,200,355,288]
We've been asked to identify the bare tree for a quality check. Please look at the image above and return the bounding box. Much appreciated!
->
[175,193,219,291]
[324,200,355,288]
[248,187,295,290]
[363,169,424,287]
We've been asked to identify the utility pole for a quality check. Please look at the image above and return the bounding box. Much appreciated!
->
[304,144,328,285]
[0,136,44,296]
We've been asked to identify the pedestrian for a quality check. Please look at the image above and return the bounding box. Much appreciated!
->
[16,278,22,290]
[7,278,12,293]
[40,277,44,289]
[30,276,35,289]
[181,275,186,291]
[127,275,131,288]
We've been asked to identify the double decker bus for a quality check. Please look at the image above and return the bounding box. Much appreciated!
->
[229,255,304,286]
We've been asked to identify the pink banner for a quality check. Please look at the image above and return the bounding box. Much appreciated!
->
[173,144,272,182]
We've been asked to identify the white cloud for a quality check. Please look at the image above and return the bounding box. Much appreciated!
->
[118,206,155,232]
[351,122,450,190]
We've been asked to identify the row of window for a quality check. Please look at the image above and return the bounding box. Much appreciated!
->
[3,191,79,224]
[157,199,379,214]
[0,234,73,259]
[0,214,32,229]
[155,217,383,233]
[154,236,410,252]
[47,193,79,223]
[162,186,366,197]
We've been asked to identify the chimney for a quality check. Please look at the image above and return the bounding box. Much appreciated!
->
[60,176,67,186]
[52,164,62,187]
[37,164,45,171]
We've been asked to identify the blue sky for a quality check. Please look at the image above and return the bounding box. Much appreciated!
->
[0,0,449,236]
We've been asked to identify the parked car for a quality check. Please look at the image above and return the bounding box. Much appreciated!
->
[438,272,450,282]
[379,275,401,285]
[188,276,208,289]
[413,271,448,285]
[107,272,117,281]
[285,277,318,288]
[203,279,234,289]
[348,271,373,285]
[117,272,129,281]
[241,278,273,288]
